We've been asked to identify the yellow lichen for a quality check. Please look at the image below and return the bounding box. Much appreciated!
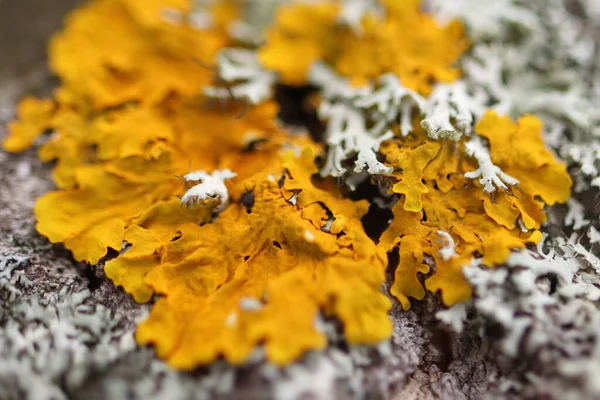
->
[2,0,396,369]
[1,0,572,371]
[135,175,391,368]
[48,0,230,110]
[378,112,570,309]
[259,0,469,94]
[4,97,55,153]
[382,140,441,212]
[474,111,572,205]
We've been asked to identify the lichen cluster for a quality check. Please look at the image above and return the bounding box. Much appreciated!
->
[3,0,572,370]
[379,111,573,307]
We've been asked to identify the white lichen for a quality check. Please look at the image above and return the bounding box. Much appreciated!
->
[564,199,590,230]
[354,73,425,137]
[227,0,290,44]
[239,297,263,312]
[421,81,475,140]
[204,49,277,105]
[318,101,393,177]
[163,0,215,30]
[338,0,383,33]
[436,303,467,333]
[429,0,541,41]
[437,230,457,261]
[181,169,236,211]
[463,136,519,192]
[309,62,368,100]
[588,226,600,244]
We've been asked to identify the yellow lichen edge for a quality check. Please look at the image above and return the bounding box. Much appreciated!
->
[379,111,571,309]
[3,97,55,153]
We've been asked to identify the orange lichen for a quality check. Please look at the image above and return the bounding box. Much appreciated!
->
[48,0,231,110]
[2,0,395,369]
[382,141,441,212]
[259,0,469,94]
[3,97,55,152]
[474,111,572,205]
[134,173,391,368]
[378,112,570,308]
[29,99,280,266]
[1,0,572,371]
